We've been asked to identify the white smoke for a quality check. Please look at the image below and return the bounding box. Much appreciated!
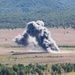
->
[13,20,60,52]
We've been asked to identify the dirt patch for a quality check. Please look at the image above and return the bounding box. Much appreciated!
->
[0,49,75,64]
[0,28,75,46]
[49,28,75,46]
[0,28,75,64]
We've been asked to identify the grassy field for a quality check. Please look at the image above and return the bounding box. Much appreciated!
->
[0,28,75,46]
[62,72,75,75]
[59,46,75,50]
[0,28,75,65]
[0,28,75,75]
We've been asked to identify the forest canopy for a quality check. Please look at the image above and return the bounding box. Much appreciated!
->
[0,0,75,29]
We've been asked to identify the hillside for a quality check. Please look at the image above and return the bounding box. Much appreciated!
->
[0,0,75,28]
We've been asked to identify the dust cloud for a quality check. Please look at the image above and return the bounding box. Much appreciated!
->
[13,20,60,53]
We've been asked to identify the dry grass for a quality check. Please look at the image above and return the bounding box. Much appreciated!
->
[0,52,75,64]
[62,72,75,75]
[49,28,75,46]
[0,28,75,46]
[0,28,75,64]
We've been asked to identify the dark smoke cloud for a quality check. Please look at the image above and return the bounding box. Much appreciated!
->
[13,20,59,52]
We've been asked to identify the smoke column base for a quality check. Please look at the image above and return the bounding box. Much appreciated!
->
[13,20,60,53]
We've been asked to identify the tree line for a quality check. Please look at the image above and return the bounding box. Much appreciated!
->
[0,63,75,75]
[0,8,75,29]
[0,63,48,75]
[51,63,75,75]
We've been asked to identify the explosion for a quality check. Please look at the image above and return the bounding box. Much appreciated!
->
[13,20,59,52]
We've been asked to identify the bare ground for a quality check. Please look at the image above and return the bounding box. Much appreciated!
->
[0,50,75,64]
[0,28,75,64]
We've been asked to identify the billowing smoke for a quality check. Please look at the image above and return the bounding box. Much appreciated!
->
[13,20,60,52]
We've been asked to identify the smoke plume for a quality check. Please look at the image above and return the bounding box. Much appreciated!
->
[13,20,59,52]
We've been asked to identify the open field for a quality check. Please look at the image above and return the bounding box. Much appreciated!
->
[49,28,75,46]
[62,72,75,75]
[0,28,75,46]
[0,28,75,64]
[0,52,75,65]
